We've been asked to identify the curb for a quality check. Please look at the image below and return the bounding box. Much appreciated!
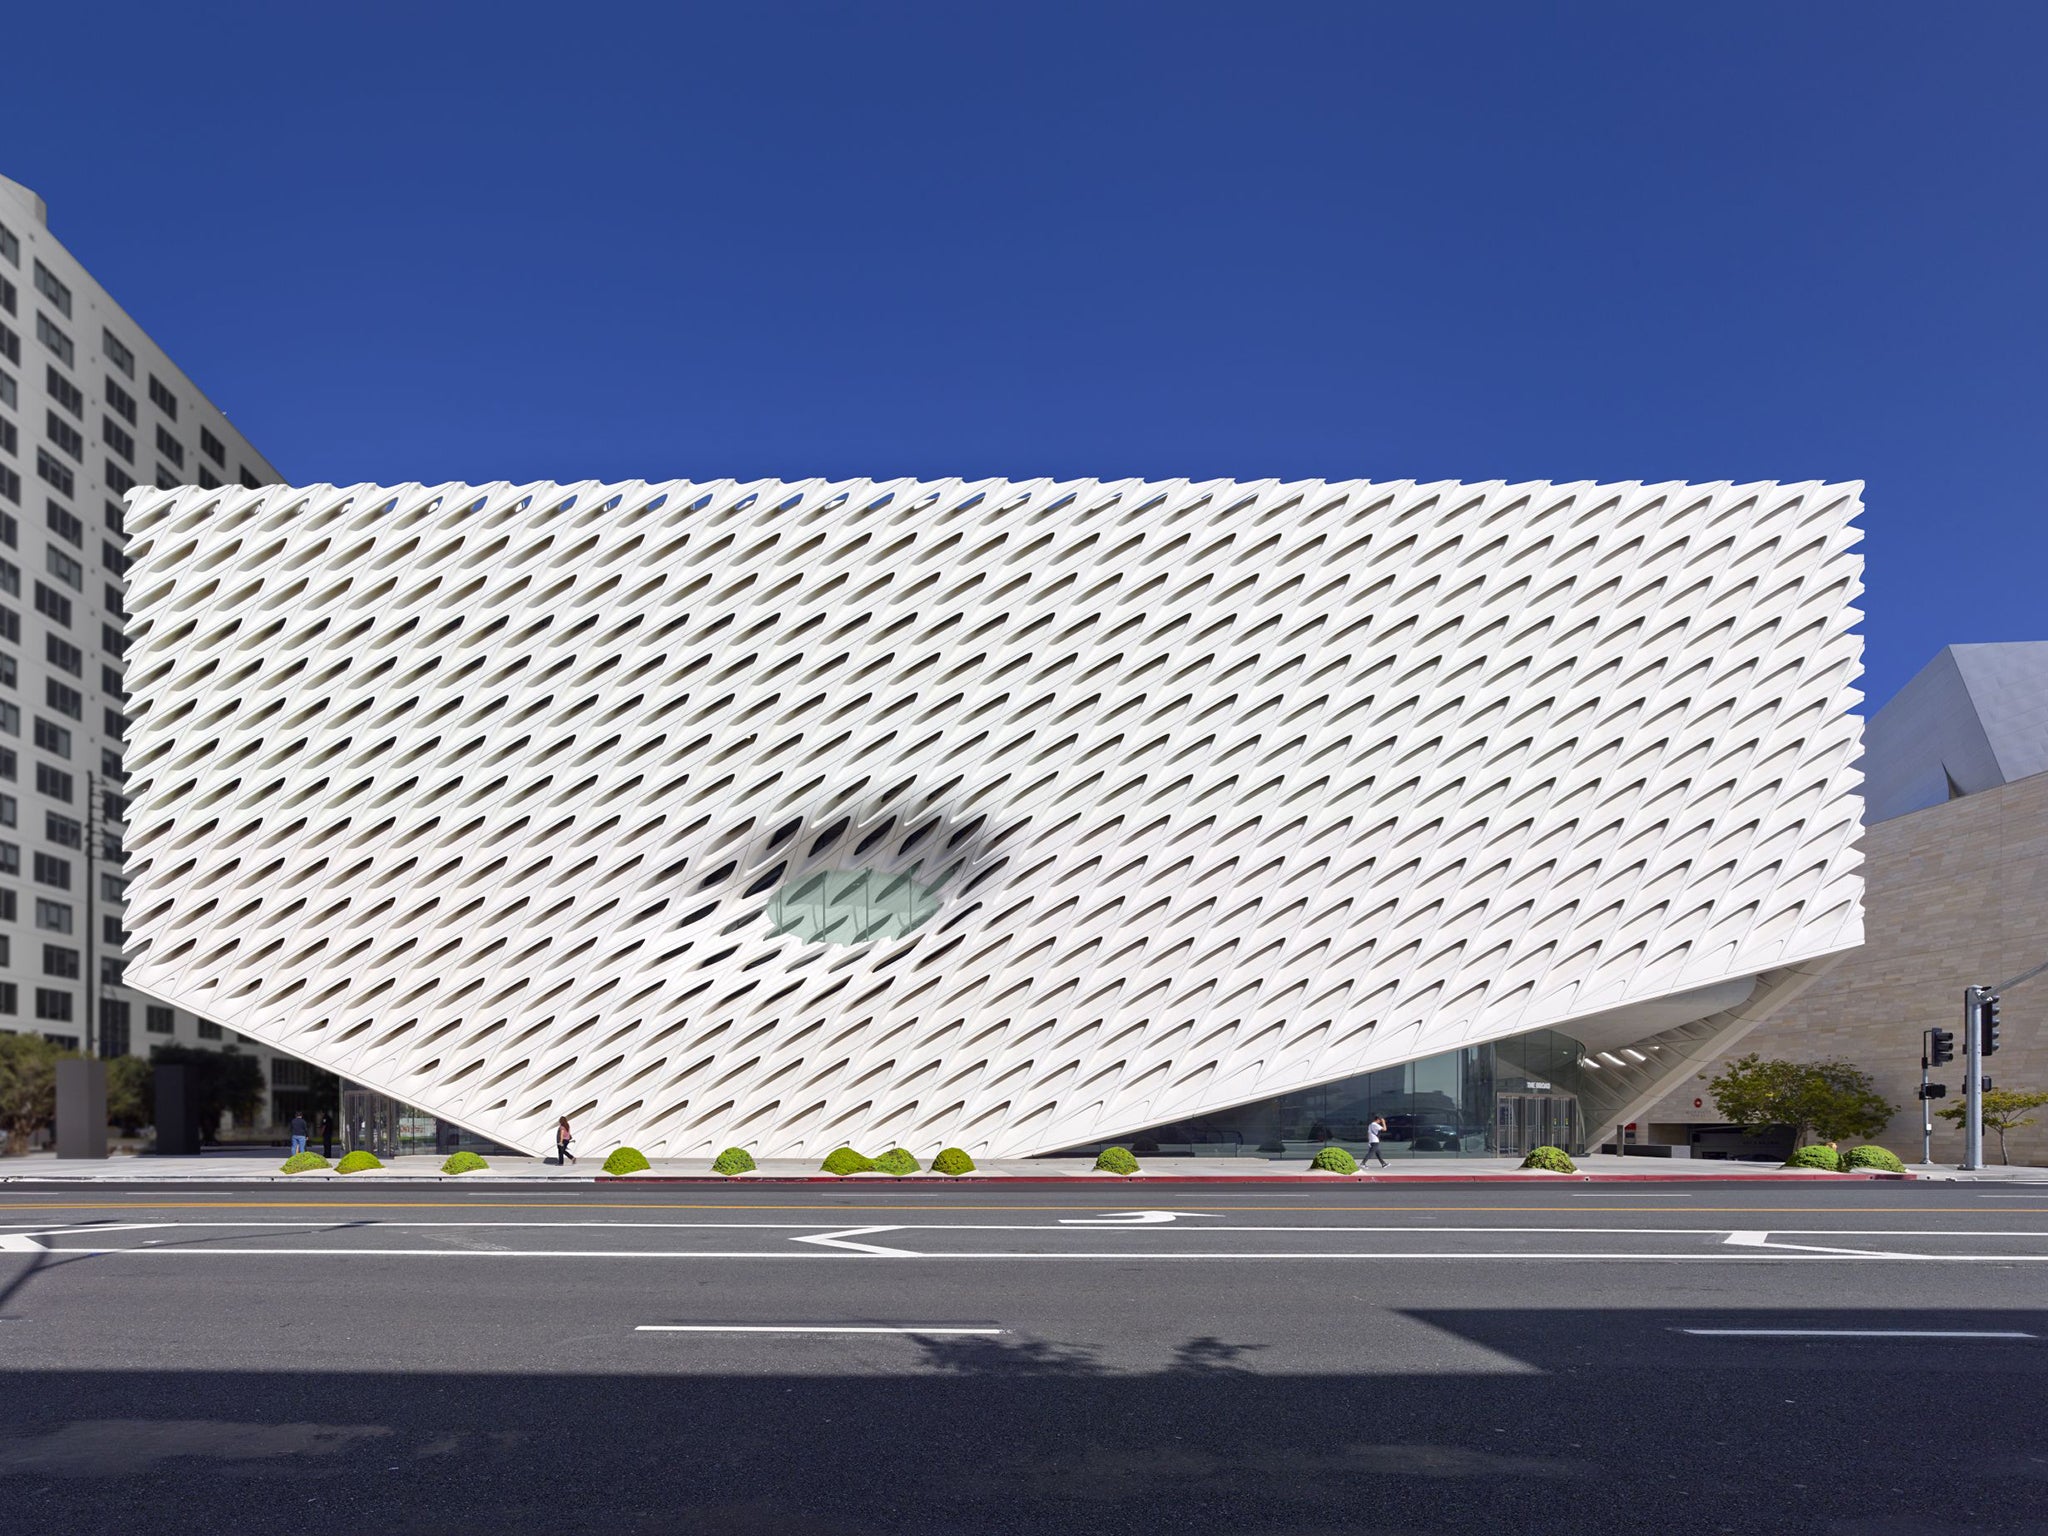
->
[594,1171,1918,1185]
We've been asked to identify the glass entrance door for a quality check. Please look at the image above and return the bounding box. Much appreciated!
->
[1496,1094,1580,1156]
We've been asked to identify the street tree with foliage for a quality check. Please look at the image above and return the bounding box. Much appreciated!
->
[105,1055,154,1133]
[1706,1054,1894,1147]
[1938,1089,2048,1166]
[0,1033,70,1155]
[149,1045,266,1140]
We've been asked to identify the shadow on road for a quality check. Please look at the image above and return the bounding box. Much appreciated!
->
[0,1308,2043,1535]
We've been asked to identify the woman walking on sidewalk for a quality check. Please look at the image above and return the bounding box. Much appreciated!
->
[555,1115,576,1166]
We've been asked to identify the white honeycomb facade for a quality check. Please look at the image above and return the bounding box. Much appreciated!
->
[121,478,1867,1159]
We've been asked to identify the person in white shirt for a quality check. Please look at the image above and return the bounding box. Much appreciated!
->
[1363,1116,1389,1168]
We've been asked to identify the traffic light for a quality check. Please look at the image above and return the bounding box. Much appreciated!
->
[1930,1028,1955,1067]
[1981,992,2002,1057]
[1917,1083,1948,1100]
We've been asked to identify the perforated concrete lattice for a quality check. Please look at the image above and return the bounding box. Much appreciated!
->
[121,478,1867,1159]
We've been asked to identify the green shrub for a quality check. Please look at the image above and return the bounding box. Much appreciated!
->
[821,1147,877,1176]
[1841,1144,1905,1173]
[1520,1145,1577,1174]
[441,1150,489,1175]
[873,1148,919,1176]
[712,1147,756,1176]
[931,1147,976,1176]
[603,1146,652,1176]
[1784,1144,1842,1171]
[1094,1146,1140,1175]
[1309,1146,1359,1174]
[335,1150,383,1174]
[280,1150,331,1174]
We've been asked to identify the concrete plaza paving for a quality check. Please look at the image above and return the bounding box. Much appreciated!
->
[0,1148,2024,1181]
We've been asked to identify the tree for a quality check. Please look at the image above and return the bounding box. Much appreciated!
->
[0,1033,69,1155]
[1937,1089,2048,1166]
[1707,1054,1894,1147]
[106,1055,154,1133]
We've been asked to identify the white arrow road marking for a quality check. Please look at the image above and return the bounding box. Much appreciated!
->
[789,1226,918,1256]
[635,1324,1004,1335]
[1723,1230,1903,1258]
[0,1224,172,1253]
[1058,1210,1229,1225]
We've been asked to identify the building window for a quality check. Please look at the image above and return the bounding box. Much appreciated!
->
[154,464,177,491]
[0,792,12,827]
[45,366,83,418]
[0,222,15,265]
[103,707,125,738]
[0,890,13,921]
[45,501,81,548]
[0,275,11,316]
[101,417,134,464]
[0,467,16,507]
[101,622,126,657]
[32,718,68,757]
[32,851,70,888]
[44,813,81,850]
[196,1018,223,1041]
[0,982,14,1015]
[199,426,225,467]
[102,541,127,577]
[33,582,70,625]
[0,655,12,689]
[148,376,178,420]
[0,366,13,406]
[105,374,138,425]
[100,872,124,902]
[44,635,80,676]
[43,681,81,721]
[44,413,83,463]
[197,466,221,490]
[44,414,83,462]
[101,664,123,698]
[41,943,79,979]
[0,840,16,874]
[0,418,14,458]
[34,764,70,801]
[146,1004,173,1035]
[0,558,15,597]
[0,700,15,736]
[0,322,17,365]
[101,956,124,987]
[35,897,72,931]
[0,747,15,780]
[104,462,134,495]
[35,449,73,498]
[154,425,184,469]
[100,999,130,1057]
[102,328,135,378]
[239,464,262,490]
[34,988,71,1021]
[31,262,71,319]
[0,936,8,966]
[101,748,124,780]
[45,549,82,593]
[36,313,72,366]
[102,913,122,944]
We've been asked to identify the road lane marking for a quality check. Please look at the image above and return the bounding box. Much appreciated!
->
[635,1324,1004,1335]
[1572,1193,1691,1198]
[1058,1210,1229,1225]
[1680,1329,2036,1339]
[1724,1230,1898,1257]
[789,1227,917,1256]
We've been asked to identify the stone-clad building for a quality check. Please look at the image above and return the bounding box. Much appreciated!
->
[1643,644,2048,1164]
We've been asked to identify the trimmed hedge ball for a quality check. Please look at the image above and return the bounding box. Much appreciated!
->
[712,1147,757,1176]
[1842,1144,1905,1173]
[335,1150,383,1174]
[931,1147,976,1176]
[281,1150,331,1174]
[441,1150,489,1175]
[1094,1146,1140,1175]
[1309,1146,1360,1174]
[1784,1144,1842,1172]
[603,1146,652,1176]
[1520,1145,1577,1174]
[821,1147,877,1176]
[873,1149,920,1176]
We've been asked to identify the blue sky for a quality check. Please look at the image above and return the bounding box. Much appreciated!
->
[7,2,2043,707]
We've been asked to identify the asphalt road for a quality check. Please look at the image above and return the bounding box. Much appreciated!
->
[3,1180,2046,1535]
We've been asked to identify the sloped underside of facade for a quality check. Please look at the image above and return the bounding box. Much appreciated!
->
[120,477,1866,1159]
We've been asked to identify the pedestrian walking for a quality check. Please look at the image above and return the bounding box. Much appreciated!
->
[1363,1115,1389,1168]
[289,1111,309,1157]
[319,1112,334,1159]
[556,1115,576,1166]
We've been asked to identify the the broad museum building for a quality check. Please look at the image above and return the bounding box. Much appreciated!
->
[121,477,1866,1162]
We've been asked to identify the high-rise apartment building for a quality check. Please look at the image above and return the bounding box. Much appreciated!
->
[0,171,297,1124]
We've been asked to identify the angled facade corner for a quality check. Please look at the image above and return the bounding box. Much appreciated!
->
[121,476,1867,1160]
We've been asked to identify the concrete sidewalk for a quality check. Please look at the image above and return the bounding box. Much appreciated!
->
[0,1149,1983,1182]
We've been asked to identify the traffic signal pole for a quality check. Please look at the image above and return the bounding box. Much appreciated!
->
[1920,1031,1933,1166]
[1963,987,1985,1173]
